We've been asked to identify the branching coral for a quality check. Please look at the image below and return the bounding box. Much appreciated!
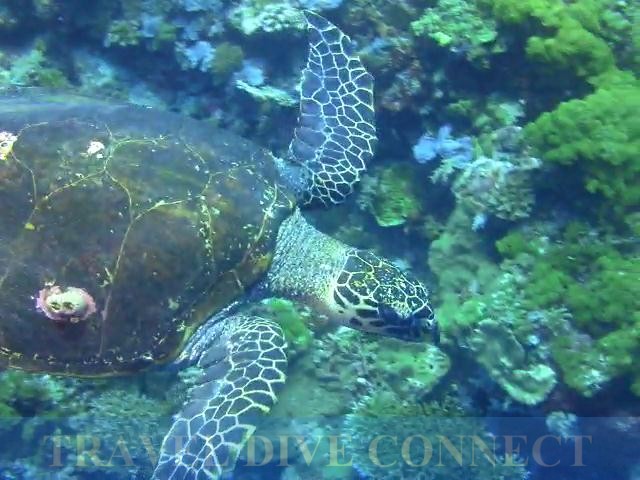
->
[486,0,619,78]
[524,70,640,215]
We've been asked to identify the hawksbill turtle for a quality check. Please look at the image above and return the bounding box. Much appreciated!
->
[0,13,438,480]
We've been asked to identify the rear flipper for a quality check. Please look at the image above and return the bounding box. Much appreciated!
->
[153,316,287,480]
[290,12,377,205]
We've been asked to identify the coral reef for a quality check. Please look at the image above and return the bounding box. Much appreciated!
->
[359,163,424,228]
[525,70,640,216]
[0,369,182,479]
[412,0,504,66]
[0,0,638,477]
[429,209,564,405]
[0,371,76,435]
[469,319,556,405]
[236,80,298,107]
[428,206,498,317]
[446,95,525,135]
[501,224,640,397]
[345,390,527,479]
[433,127,541,222]
[412,124,473,166]
[175,40,216,71]
[229,1,305,36]
[451,153,540,222]
[0,42,68,88]
[487,0,625,78]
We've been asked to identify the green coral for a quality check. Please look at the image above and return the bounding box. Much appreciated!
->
[376,342,450,396]
[428,206,499,337]
[149,21,178,50]
[447,96,524,134]
[525,16,614,77]
[496,223,640,396]
[564,252,639,333]
[0,41,68,88]
[522,226,640,332]
[495,231,535,258]
[211,42,244,84]
[412,0,504,66]
[259,298,313,354]
[524,71,640,214]
[531,249,640,396]
[104,19,141,47]
[486,0,639,218]
[487,0,619,77]
[360,163,423,228]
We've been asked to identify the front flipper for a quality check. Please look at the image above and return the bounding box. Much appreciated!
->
[290,12,377,206]
[153,316,287,480]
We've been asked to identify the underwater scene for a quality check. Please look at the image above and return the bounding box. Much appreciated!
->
[0,0,638,479]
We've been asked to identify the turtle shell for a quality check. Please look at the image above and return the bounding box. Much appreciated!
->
[0,91,295,376]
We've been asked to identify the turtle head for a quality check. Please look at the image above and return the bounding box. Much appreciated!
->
[330,250,438,343]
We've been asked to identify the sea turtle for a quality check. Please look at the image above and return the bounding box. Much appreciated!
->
[0,13,438,480]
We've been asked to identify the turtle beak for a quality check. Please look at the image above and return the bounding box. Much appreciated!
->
[413,306,440,345]
[426,317,440,346]
[376,304,439,344]
[411,304,439,345]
